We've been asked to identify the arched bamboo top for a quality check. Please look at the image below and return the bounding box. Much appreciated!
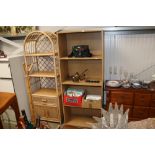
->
[24,31,57,55]
[24,31,57,44]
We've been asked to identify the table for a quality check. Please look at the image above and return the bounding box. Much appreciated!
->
[0,92,20,129]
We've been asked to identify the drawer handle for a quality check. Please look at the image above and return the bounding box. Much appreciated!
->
[42,99,47,102]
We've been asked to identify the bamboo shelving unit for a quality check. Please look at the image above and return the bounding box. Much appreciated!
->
[24,31,62,123]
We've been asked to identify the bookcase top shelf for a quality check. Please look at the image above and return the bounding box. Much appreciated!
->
[60,55,102,60]
[58,29,103,34]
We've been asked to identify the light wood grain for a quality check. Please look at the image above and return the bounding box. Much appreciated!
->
[25,52,56,56]
[33,102,60,122]
[64,104,102,109]
[58,29,102,34]
[60,55,102,60]
[58,30,104,127]
[32,88,59,97]
[29,71,58,78]
[65,115,96,128]
[62,80,102,86]
[24,31,62,123]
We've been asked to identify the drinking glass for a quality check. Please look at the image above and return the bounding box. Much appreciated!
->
[124,70,128,80]
[119,66,123,80]
[109,66,112,80]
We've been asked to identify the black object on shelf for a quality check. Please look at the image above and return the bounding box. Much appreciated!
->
[85,79,100,83]
[68,45,92,57]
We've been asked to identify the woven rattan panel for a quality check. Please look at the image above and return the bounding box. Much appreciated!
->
[37,57,54,71]
[36,35,54,53]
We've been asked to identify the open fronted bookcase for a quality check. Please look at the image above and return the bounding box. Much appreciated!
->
[58,30,104,128]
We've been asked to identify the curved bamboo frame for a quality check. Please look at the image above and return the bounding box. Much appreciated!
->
[23,31,61,123]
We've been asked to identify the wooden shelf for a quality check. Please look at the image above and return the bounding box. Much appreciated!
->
[25,52,57,57]
[32,88,58,97]
[58,28,103,34]
[65,115,96,128]
[62,80,102,87]
[58,30,103,126]
[60,55,102,60]
[40,117,60,123]
[29,71,58,78]
[64,104,102,109]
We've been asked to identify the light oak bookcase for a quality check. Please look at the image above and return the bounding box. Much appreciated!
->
[58,30,104,128]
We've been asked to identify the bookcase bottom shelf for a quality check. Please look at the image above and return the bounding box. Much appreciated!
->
[64,115,97,128]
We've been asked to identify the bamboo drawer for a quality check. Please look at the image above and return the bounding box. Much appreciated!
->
[32,96,58,106]
[151,94,155,100]
[33,102,59,122]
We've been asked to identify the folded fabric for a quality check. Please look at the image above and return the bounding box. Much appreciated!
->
[86,95,101,100]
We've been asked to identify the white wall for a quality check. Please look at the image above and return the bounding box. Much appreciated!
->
[2,28,155,81]
[104,31,155,81]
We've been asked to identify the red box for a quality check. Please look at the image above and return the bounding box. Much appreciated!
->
[64,94,83,107]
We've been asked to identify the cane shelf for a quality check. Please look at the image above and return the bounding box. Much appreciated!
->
[25,52,58,57]
[24,31,62,123]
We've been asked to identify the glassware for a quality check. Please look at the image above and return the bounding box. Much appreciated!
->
[123,70,128,80]
[129,73,134,81]
[119,66,123,80]
[114,66,117,75]
[109,66,112,80]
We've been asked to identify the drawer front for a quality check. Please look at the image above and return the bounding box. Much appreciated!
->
[33,103,59,121]
[150,100,155,107]
[110,92,133,105]
[132,107,149,119]
[152,93,155,100]
[149,108,155,117]
[32,96,58,106]
[134,93,151,107]
[149,108,155,118]
[0,79,14,92]
[0,63,12,78]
